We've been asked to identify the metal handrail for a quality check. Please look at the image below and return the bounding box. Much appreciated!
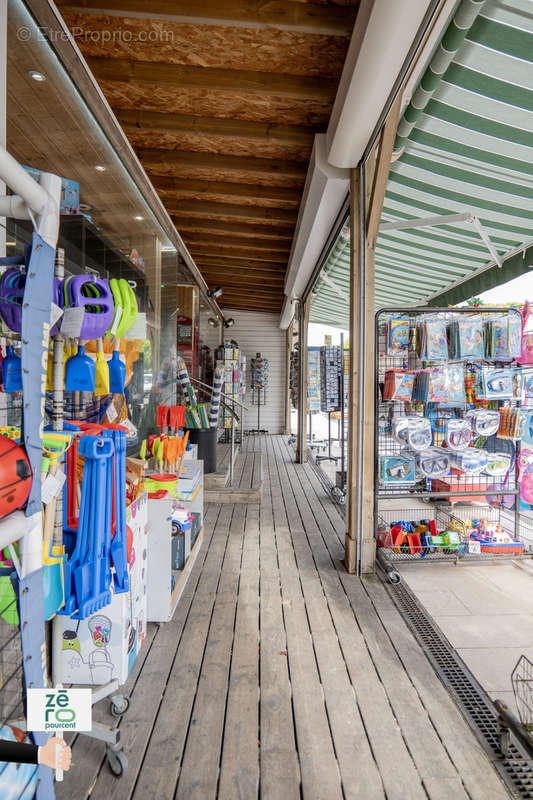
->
[189,377,248,486]
[190,377,249,411]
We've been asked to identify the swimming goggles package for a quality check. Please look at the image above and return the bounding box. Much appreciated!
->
[393,416,432,451]
[416,447,450,477]
[444,418,471,451]
[451,448,488,475]
[380,455,416,484]
[448,317,484,360]
[417,318,448,361]
[387,316,410,356]
[483,453,512,477]
[479,367,514,399]
[465,408,500,437]
[382,369,415,402]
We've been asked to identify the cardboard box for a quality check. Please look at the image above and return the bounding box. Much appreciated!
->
[59,493,148,685]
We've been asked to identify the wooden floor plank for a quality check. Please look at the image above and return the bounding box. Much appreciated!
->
[258,445,301,799]
[218,504,260,799]
[131,504,236,800]
[176,504,247,799]
[264,437,344,800]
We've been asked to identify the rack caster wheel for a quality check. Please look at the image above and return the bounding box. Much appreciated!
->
[110,696,130,717]
[107,746,128,777]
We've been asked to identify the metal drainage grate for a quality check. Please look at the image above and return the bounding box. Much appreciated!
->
[387,578,533,798]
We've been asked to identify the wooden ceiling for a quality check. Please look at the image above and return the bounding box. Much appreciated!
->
[55,0,359,313]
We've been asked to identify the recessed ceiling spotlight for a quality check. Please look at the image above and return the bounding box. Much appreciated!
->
[134,215,144,221]
[79,203,92,212]
[94,165,106,172]
[28,70,46,82]
[207,317,218,327]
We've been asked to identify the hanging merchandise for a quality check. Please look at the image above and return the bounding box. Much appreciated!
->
[307,348,321,413]
[448,316,484,360]
[209,364,224,428]
[518,301,533,365]
[386,315,409,356]
[376,308,528,562]
[1,344,22,393]
[417,317,448,361]
[94,339,110,396]
[251,353,269,390]
[319,345,341,412]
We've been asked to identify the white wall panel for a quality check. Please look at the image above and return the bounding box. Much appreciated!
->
[200,309,285,434]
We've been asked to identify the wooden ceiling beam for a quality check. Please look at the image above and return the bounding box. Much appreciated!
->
[220,300,282,312]
[166,201,297,226]
[141,149,305,180]
[171,217,294,240]
[196,255,286,271]
[193,249,288,266]
[151,176,301,208]
[198,267,286,281]
[56,1,358,36]
[182,232,290,252]
[217,290,284,302]
[202,274,284,288]
[86,58,337,102]
[116,110,316,148]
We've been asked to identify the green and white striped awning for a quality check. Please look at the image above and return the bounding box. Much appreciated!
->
[310,0,533,326]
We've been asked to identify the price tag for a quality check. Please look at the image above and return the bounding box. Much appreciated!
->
[50,303,64,329]
[106,403,118,422]
[60,307,84,339]
[125,312,147,340]
[468,540,481,554]
[122,418,137,437]
[41,474,60,504]
[55,469,67,492]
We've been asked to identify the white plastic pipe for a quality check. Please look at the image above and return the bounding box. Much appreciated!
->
[327,0,435,167]
[0,145,48,214]
[0,195,31,219]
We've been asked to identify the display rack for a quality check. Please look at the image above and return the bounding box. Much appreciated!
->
[375,307,532,564]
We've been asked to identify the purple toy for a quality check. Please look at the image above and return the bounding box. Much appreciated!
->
[50,277,62,336]
[0,267,25,333]
[63,276,114,340]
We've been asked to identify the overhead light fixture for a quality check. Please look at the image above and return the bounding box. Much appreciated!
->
[207,286,223,299]
[224,318,235,328]
[134,215,144,221]
[5,241,16,247]
[207,317,218,327]
[94,165,106,172]
[28,70,46,82]
[79,203,92,212]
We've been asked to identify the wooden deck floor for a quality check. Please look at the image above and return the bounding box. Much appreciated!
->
[58,435,510,800]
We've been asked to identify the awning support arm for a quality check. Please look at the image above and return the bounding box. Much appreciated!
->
[379,211,503,267]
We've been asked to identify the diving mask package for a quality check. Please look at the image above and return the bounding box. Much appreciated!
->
[451,448,488,475]
[479,367,514,399]
[444,418,471,451]
[484,452,512,477]
[380,455,416,485]
[485,312,522,360]
[465,408,500,437]
[393,416,432,451]
[414,364,466,404]
[416,447,450,478]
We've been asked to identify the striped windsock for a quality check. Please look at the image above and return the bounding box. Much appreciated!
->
[177,357,197,407]
[209,364,224,428]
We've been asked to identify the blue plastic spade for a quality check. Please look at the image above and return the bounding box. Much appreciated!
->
[1,345,22,392]
[109,429,129,593]
[108,350,126,394]
[65,344,96,392]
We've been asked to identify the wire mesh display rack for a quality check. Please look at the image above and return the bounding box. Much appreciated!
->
[375,306,532,563]
[377,503,533,563]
